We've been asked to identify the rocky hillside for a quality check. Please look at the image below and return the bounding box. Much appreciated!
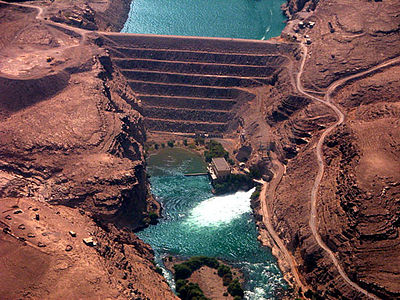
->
[0,1,176,298]
[1,0,399,299]
[245,0,400,298]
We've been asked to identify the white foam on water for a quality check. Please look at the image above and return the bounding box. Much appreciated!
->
[261,25,271,40]
[185,188,255,227]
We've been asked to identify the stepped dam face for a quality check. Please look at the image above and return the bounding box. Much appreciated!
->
[100,34,294,135]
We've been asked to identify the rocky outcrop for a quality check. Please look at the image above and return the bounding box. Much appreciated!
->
[248,1,400,298]
[298,0,400,89]
[46,0,134,32]
[0,2,175,298]
[283,0,319,17]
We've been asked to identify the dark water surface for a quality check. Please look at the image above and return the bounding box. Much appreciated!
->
[122,0,286,40]
[137,148,287,299]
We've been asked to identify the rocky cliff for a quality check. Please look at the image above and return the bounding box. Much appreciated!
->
[1,0,399,298]
[0,1,176,298]
[246,0,400,298]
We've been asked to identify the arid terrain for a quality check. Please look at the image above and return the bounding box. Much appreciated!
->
[0,0,176,298]
[0,0,399,299]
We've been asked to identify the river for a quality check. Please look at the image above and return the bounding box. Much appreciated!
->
[137,148,288,299]
[122,0,286,40]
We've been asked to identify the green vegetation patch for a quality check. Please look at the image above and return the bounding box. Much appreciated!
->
[174,256,220,280]
[250,186,261,201]
[176,280,209,300]
[204,140,229,163]
[228,279,244,298]
[213,174,254,195]
[173,256,244,300]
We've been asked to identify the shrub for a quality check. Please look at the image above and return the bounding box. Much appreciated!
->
[304,289,323,300]
[184,258,203,272]
[204,140,229,162]
[249,166,262,179]
[174,264,192,280]
[175,279,188,291]
[228,279,244,298]
[148,211,158,224]
[200,256,219,269]
[176,280,208,300]
[250,186,261,201]
[154,143,159,150]
[189,256,219,270]
[183,139,188,146]
[217,264,232,278]
[195,137,205,145]
[168,140,175,147]
[161,143,165,148]
[213,174,254,195]
[155,267,163,275]
[174,256,221,282]
[222,273,232,286]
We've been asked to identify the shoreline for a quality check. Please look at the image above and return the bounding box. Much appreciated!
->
[1,0,398,297]
[145,146,294,298]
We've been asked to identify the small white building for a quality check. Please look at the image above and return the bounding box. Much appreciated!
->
[209,157,231,180]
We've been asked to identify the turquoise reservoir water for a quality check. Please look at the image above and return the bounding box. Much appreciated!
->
[138,148,287,299]
[122,0,286,40]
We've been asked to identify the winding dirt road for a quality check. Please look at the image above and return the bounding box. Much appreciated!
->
[297,43,400,299]
[0,0,87,40]
[258,153,306,292]
[3,0,400,297]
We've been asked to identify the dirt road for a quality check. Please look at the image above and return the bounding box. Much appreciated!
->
[258,152,306,291]
[296,43,400,299]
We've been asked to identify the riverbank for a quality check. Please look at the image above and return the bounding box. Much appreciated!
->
[3,0,398,298]
[139,147,290,299]
[0,1,177,298]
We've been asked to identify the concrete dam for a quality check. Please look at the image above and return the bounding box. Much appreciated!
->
[100,33,293,135]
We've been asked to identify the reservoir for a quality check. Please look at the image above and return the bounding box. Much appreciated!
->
[138,148,288,299]
[122,0,287,40]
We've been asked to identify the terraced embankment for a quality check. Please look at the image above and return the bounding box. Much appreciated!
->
[100,34,292,134]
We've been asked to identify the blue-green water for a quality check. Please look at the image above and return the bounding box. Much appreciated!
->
[122,0,286,40]
[138,148,287,299]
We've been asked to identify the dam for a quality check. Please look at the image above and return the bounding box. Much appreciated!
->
[96,31,296,299]
[100,33,294,135]
[97,2,294,298]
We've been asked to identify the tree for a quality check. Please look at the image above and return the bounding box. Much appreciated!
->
[174,264,192,280]
[228,279,244,298]
[204,140,229,162]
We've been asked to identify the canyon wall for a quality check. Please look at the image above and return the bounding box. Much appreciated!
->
[0,1,177,298]
[249,0,400,298]
[1,0,399,298]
